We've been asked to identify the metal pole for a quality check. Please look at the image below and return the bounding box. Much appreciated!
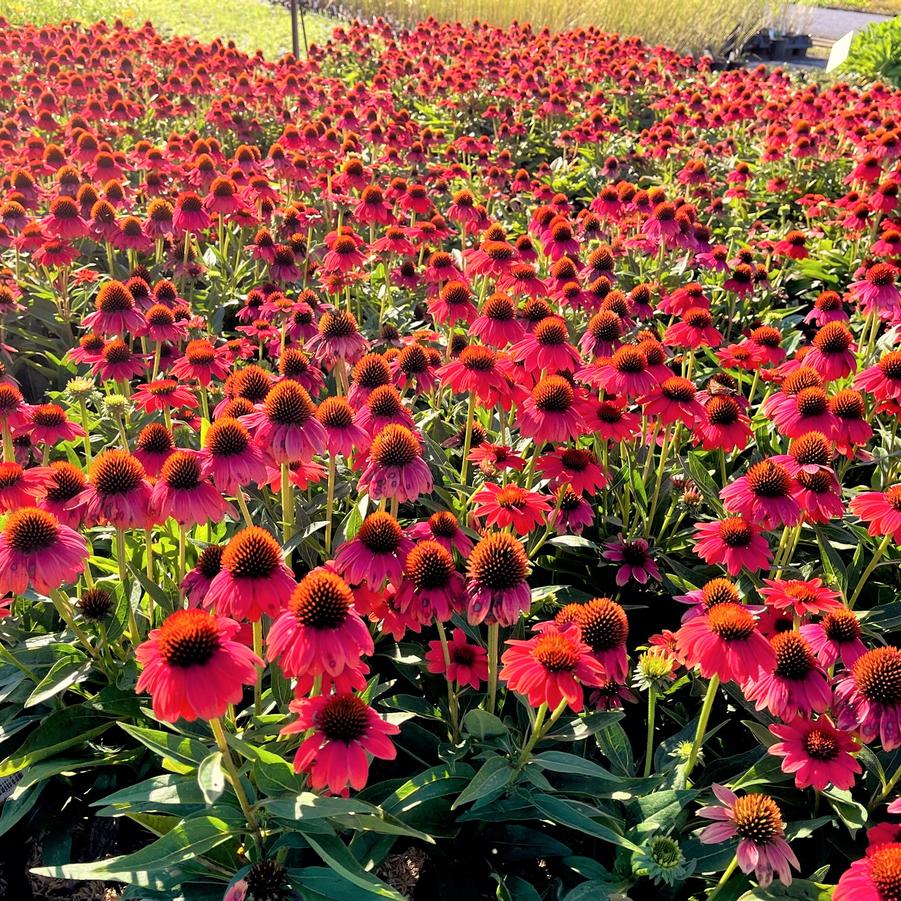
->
[290,0,300,58]
[300,3,309,56]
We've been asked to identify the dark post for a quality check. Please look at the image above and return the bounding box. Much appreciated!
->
[290,0,300,58]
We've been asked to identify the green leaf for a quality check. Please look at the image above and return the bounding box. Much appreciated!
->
[531,751,620,781]
[32,814,238,889]
[530,794,641,853]
[451,757,515,810]
[24,658,92,708]
[302,832,405,900]
[462,708,508,739]
[824,787,867,835]
[546,710,624,742]
[595,722,634,776]
[119,724,210,774]
[197,752,225,806]
[94,774,209,816]
[0,706,113,777]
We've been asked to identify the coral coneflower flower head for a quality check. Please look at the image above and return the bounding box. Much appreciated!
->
[151,450,233,528]
[720,460,801,528]
[768,717,860,791]
[745,631,832,719]
[73,450,154,529]
[466,531,531,626]
[520,375,590,444]
[406,510,473,556]
[693,516,772,575]
[698,786,799,888]
[334,512,412,588]
[200,417,268,493]
[472,482,550,534]
[395,539,464,624]
[135,609,261,723]
[182,544,223,609]
[602,536,661,586]
[836,647,901,750]
[0,507,87,595]
[204,526,296,621]
[800,608,866,668]
[760,577,842,616]
[676,603,775,682]
[834,842,901,900]
[39,461,87,528]
[267,568,374,678]
[358,423,433,503]
[243,380,326,465]
[280,693,399,795]
[501,623,606,712]
[572,597,629,682]
[82,280,144,336]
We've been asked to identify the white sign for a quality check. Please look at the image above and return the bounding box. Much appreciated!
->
[827,30,855,73]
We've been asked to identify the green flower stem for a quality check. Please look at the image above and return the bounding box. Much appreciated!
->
[708,853,739,899]
[281,463,295,559]
[486,623,500,716]
[435,620,460,742]
[252,619,264,717]
[0,644,39,681]
[1,421,13,463]
[458,393,477,493]
[870,759,901,812]
[643,687,657,778]
[849,533,892,609]
[50,590,98,659]
[209,717,262,853]
[78,398,93,466]
[517,698,568,766]
[324,456,337,556]
[236,490,255,528]
[685,674,720,786]
[116,528,140,644]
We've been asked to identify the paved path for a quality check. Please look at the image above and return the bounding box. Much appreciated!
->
[783,3,893,42]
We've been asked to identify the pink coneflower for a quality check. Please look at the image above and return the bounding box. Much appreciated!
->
[586,396,642,442]
[204,526,296,621]
[23,403,86,446]
[132,423,175,478]
[280,693,399,794]
[357,424,433,503]
[315,397,368,457]
[267,568,374,679]
[0,462,51,512]
[579,346,658,397]
[801,608,866,669]
[468,443,526,477]
[830,389,873,456]
[170,339,232,386]
[568,597,629,682]
[510,317,582,372]
[438,346,510,407]
[172,191,210,233]
[745,631,832,719]
[307,308,369,366]
[135,609,261,723]
[697,396,752,452]
[836,647,901,749]
[322,233,367,274]
[602,536,661,586]
[428,280,477,327]
[93,340,146,383]
[391,344,437,396]
[805,290,847,327]
[138,303,186,344]
[466,531,531,626]
[406,510,473,556]
[242,380,326,465]
[519,376,590,445]
[538,447,607,495]
[471,483,550,534]
[395,539,464,624]
[641,377,705,427]
[760,577,842,616]
[856,351,901,403]
[663,307,722,349]
[501,623,606,712]
[850,485,901,542]
[200,418,268,493]
[698,786,799,888]
[768,717,860,791]
[182,545,223,609]
[132,380,199,415]
[720,460,802,528]
[806,322,856,380]
[677,603,775,682]
[38,461,87,528]
[579,310,623,359]
[71,450,154,530]
[693,517,772,575]
[471,292,526,346]
[426,629,488,690]
[349,354,392,408]
[834,843,901,901]
[151,450,234,528]
[82,280,144,336]
[0,507,87,595]
[548,483,594,535]
[334,512,412,588]
[850,262,900,319]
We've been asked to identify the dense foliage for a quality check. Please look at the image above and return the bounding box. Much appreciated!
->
[0,14,900,901]
[845,17,901,88]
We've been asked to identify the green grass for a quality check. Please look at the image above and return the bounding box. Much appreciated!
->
[0,0,336,57]
[801,0,901,13]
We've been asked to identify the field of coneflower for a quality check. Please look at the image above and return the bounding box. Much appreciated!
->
[0,14,900,901]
